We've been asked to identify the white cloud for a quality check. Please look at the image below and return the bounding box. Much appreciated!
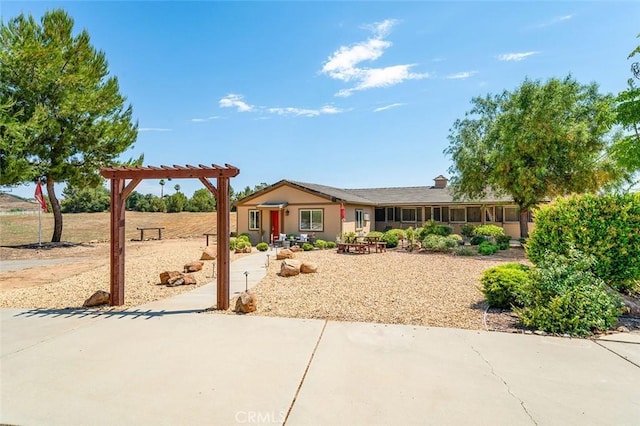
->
[138,127,172,132]
[496,51,540,62]
[219,94,254,112]
[190,116,222,122]
[321,19,428,97]
[267,105,344,117]
[373,103,405,112]
[534,14,573,28]
[445,71,478,80]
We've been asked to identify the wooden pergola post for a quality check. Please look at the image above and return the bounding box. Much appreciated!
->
[100,164,239,308]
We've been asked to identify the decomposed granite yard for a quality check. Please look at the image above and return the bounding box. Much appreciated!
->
[0,237,529,330]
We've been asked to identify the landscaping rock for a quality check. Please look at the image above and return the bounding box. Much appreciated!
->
[280,259,302,277]
[617,326,630,333]
[83,290,110,307]
[276,249,295,260]
[184,261,204,272]
[182,273,197,285]
[234,292,257,313]
[160,271,182,284]
[621,293,640,317]
[200,247,217,260]
[300,261,318,274]
[167,276,185,287]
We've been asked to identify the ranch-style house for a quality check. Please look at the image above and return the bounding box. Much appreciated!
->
[234,176,534,245]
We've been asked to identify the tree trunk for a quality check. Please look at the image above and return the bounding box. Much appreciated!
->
[47,177,63,242]
[519,207,529,240]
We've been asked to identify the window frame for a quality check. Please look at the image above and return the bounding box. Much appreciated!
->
[450,207,466,223]
[504,206,519,223]
[248,209,260,230]
[401,207,418,223]
[299,208,324,232]
[355,209,364,230]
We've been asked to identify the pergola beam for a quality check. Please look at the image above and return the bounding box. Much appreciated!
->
[100,164,239,309]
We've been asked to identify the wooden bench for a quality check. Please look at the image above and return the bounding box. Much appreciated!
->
[136,226,164,241]
[204,232,216,246]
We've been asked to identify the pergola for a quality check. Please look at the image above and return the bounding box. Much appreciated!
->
[99,164,240,309]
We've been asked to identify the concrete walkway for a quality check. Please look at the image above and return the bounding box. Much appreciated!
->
[2,251,639,425]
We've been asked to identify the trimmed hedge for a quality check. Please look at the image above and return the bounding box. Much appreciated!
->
[478,241,499,255]
[526,193,640,291]
[481,263,530,308]
[474,224,505,238]
[256,242,269,252]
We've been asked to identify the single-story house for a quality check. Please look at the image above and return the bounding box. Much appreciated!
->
[234,176,534,244]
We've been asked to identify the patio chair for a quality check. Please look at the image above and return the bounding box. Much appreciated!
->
[274,233,287,247]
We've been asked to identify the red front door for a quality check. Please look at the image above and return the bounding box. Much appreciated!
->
[271,210,280,242]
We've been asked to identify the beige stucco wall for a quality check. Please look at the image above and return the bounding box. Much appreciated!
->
[236,184,357,244]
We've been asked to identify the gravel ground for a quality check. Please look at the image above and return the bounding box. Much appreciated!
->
[248,248,528,330]
[0,239,245,309]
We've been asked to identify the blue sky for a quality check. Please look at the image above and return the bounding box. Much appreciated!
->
[2,1,639,199]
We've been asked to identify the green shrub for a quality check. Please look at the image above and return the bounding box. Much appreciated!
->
[478,241,499,255]
[526,193,640,292]
[498,242,510,250]
[461,223,476,238]
[470,235,487,246]
[386,228,405,240]
[237,234,250,243]
[517,250,623,336]
[229,237,238,251]
[481,264,530,308]
[454,246,476,256]
[256,242,269,252]
[382,231,400,248]
[474,224,505,238]
[326,241,337,249]
[422,234,457,252]
[367,231,383,238]
[315,239,327,249]
[302,242,314,251]
[417,221,452,240]
[495,234,512,245]
[448,234,463,244]
[235,240,248,250]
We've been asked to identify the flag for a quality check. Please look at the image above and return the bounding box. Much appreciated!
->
[340,203,345,221]
[34,181,47,212]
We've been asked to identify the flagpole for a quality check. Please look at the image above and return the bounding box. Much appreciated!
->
[38,206,42,246]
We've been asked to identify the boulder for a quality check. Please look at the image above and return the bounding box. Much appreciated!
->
[243,246,252,253]
[83,290,110,307]
[167,276,185,287]
[182,273,197,285]
[234,292,257,313]
[280,259,302,277]
[290,246,302,252]
[300,261,318,274]
[200,247,217,260]
[276,249,295,260]
[160,270,182,284]
[184,261,204,272]
[621,293,640,317]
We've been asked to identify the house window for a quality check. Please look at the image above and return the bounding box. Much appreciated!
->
[386,207,395,221]
[495,206,504,222]
[299,209,323,231]
[442,207,449,222]
[467,207,482,222]
[356,209,364,229]
[450,208,466,223]
[424,207,432,221]
[375,208,385,222]
[401,208,417,222]
[504,207,519,222]
[433,207,441,222]
[249,210,260,230]
[485,206,495,222]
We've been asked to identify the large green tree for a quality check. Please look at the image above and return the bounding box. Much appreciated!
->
[0,9,137,241]
[445,75,616,238]
[612,34,640,179]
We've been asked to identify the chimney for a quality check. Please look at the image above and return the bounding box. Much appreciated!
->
[433,175,448,189]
